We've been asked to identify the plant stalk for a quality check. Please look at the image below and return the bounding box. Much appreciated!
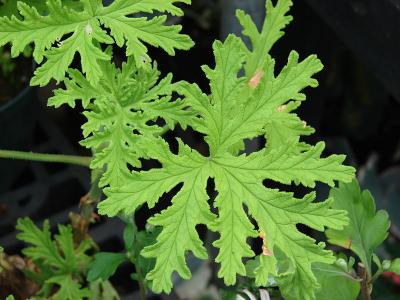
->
[70,168,104,247]
[126,219,147,300]
[358,263,372,300]
[136,263,147,300]
[0,149,91,167]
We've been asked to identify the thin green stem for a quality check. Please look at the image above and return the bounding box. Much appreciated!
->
[0,149,91,167]
[135,260,147,300]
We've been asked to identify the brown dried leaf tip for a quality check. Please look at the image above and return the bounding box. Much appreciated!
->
[259,230,273,256]
[277,105,287,112]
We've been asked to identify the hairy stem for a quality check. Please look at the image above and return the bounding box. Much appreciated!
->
[0,149,91,167]
[358,263,372,300]
[70,168,104,247]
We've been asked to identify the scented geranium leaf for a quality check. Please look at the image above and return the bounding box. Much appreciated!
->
[89,280,120,300]
[209,50,323,156]
[16,218,64,268]
[215,142,353,188]
[326,179,390,273]
[0,0,82,17]
[210,171,258,285]
[99,140,216,293]
[48,68,98,108]
[16,218,93,300]
[16,218,92,274]
[51,58,195,188]
[105,0,190,16]
[87,252,127,282]
[265,101,314,150]
[0,0,193,85]
[99,0,355,297]
[313,262,360,300]
[237,0,293,76]
[48,275,91,300]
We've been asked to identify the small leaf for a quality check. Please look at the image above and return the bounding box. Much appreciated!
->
[89,279,120,300]
[47,275,91,300]
[96,0,355,298]
[88,252,127,282]
[313,261,360,300]
[0,0,193,85]
[326,179,390,274]
[388,258,400,275]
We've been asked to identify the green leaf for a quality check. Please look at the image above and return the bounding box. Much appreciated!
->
[264,101,315,150]
[0,0,82,17]
[326,179,390,273]
[313,261,360,300]
[388,258,400,275]
[237,0,293,76]
[47,275,91,300]
[87,252,127,282]
[5,296,15,300]
[16,218,91,272]
[98,1,355,297]
[16,217,93,297]
[99,140,216,293]
[52,59,195,188]
[89,280,120,300]
[16,218,65,269]
[0,0,193,85]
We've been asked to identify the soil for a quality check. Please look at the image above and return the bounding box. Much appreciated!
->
[0,54,33,104]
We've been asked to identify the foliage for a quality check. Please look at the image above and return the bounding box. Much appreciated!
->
[88,219,159,291]
[16,218,93,300]
[317,179,399,300]
[97,1,355,299]
[50,58,194,188]
[88,252,126,282]
[313,257,360,300]
[0,0,193,86]
[327,179,390,275]
[9,0,400,299]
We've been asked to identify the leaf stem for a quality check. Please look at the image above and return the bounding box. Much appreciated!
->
[358,263,372,300]
[135,258,147,300]
[125,218,147,300]
[70,168,104,247]
[0,149,91,167]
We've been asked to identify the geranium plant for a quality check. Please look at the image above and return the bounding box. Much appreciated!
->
[1,0,399,299]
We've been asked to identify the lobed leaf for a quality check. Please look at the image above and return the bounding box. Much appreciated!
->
[0,0,193,85]
[51,59,195,188]
[16,218,93,300]
[326,179,390,274]
[87,252,127,282]
[99,1,355,297]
